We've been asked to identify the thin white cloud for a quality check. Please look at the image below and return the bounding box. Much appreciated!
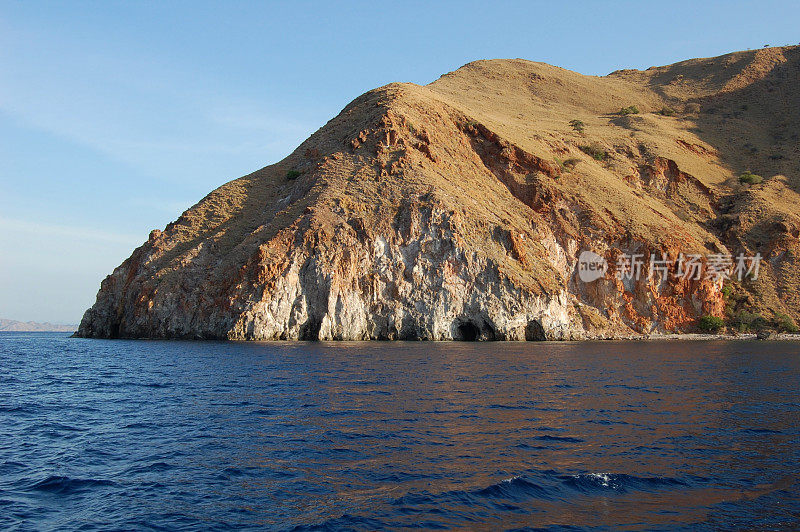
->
[0,24,318,182]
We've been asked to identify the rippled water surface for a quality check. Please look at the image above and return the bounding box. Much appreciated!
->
[1,333,799,530]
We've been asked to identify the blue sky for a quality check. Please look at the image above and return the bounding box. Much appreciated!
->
[1,1,798,324]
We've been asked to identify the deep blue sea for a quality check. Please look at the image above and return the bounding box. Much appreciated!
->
[1,332,799,531]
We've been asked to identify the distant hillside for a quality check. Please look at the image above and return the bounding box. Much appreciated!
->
[77,46,800,340]
[0,319,77,332]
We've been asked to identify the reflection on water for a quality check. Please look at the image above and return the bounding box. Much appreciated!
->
[1,334,799,530]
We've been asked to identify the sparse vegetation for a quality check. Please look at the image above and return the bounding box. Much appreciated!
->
[556,157,581,173]
[685,102,701,114]
[657,107,676,116]
[772,313,799,333]
[738,171,763,185]
[721,284,733,300]
[698,315,725,332]
[729,311,767,332]
[674,208,691,222]
[618,105,640,115]
[406,121,417,135]
[579,143,608,161]
[525,172,542,184]
[569,119,585,133]
[286,169,301,180]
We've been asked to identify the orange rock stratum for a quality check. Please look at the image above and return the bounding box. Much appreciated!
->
[78,46,800,340]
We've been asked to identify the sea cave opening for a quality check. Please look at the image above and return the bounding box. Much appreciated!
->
[456,321,480,341]
[525,319,547,341]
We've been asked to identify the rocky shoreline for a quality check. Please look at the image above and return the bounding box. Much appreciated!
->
[597,333,800,341]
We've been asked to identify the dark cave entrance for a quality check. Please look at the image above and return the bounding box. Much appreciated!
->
[525,319,547,341]
[456,321,480,341]
[299,316,322,341]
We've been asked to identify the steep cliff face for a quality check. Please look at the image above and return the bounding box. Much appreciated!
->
[78,46,800,340]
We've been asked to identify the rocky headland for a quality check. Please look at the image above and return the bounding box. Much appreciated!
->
[78,46,800,340]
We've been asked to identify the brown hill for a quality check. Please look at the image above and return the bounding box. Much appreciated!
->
[78,46,800,340]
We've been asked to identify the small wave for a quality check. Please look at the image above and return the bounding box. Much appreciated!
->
[392,490,437,506]
[487,404,528,410]
[29,475,116,495]
[586,419,630,425]
[561,472,687,493]
[125,462,175,474]
[290,514,387,531]
[533,435,584,443]
[603,384,659,394]
[142,382,173,388]
[473,475,550,501]
[513,443,548,450]
[123,422,157,429]
[393,475,553,510]
[0,404,35,414]
[39,422,85,432]
[222,466,246,477]
[0,460,26,474]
